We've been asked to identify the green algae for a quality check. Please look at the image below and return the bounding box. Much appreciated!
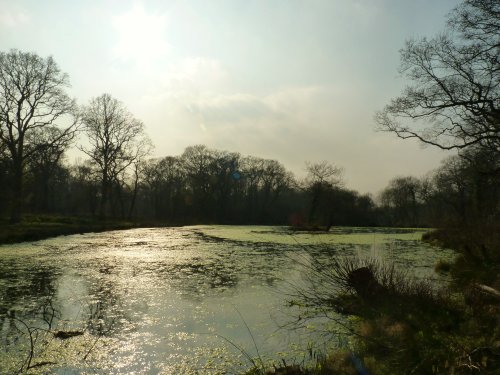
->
[0,226,454,374]
[193,225,429,245]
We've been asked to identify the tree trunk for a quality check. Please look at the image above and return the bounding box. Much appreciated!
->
[128,166,139,220]
[99,173,109,220]
[9,159,24,223]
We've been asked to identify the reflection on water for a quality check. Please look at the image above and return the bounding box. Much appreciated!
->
[0,226,453,373]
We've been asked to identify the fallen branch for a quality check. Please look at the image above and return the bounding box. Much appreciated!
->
[474,284,500,300]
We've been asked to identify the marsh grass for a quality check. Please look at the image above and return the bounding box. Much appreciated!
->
[435,259,453,274]
[264,226,500,374]
[286,255,449,318]
[425,226,500,290]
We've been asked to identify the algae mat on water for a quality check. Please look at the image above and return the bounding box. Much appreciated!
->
[193,225,430,245]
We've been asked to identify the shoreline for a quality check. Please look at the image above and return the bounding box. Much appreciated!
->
[0,215,177,245]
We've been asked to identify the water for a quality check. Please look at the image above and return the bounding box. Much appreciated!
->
[0,226,453,374]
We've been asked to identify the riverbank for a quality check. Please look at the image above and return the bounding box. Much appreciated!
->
[252,226,500,374]
[0,215,171,245]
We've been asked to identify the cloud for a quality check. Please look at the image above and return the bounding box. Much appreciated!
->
[160,57,230,91]
[168,86,345,159]
[132,57,230,115]
[0,2,30,28]
[180,85,339,128]
[111,3,169,68]
[135,65,352,159]
[189,94,273,123]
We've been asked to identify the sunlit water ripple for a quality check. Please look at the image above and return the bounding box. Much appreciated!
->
[0,226,454,374]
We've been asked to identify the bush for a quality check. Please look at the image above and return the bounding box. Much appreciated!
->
[287,252,500,374]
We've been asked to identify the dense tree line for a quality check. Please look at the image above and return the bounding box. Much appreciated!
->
[2,129,497,227]
[0,136,377,226]
[378,148,499,227]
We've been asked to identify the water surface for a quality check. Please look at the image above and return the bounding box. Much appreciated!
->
[0,226,453,374]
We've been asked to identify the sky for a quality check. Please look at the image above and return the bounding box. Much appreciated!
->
[0,0,462,195]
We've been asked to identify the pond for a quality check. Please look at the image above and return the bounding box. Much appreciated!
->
[0,226,453,374]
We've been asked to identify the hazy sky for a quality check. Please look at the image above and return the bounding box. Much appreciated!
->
[0,0,461,195]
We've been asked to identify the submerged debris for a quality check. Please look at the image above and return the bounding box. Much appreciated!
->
[53,330,84,339]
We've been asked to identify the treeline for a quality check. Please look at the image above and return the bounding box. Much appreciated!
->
[0,142,375,226]
[1,140,498,227]
[379,148,499,227]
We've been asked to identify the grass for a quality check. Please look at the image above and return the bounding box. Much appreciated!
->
[0,214,138,245]
[423,225,500,288]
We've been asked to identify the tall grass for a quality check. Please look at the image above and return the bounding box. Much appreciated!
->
[278,248,496,374]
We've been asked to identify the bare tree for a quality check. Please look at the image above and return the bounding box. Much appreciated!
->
[376,0,499,153]
[305,160,343,186]
[428,150,500,224]
[80,94,151,219]
[304,161,343,227]
[259,159,294,221]
[379,176,422,227]
[0,50,78,222]
[26,127,73,213]
[141,157,185,220]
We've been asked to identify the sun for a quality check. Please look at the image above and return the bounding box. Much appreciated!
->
[112,4,169,68]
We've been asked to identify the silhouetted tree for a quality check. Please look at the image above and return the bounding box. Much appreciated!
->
[0,50,78,222]
[379,176,422,227]
[209,150,242,222]
[25,127,73,213]
[141,156,185,220]
[240,156,266,222]
[428,149,500,224]
[80,94,151,219]
[258,159,294,222]
[180,145,215,220]
[376,0,499,153]
[304,161,343,228]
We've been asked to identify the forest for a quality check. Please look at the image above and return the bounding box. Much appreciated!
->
[0,135,499,229]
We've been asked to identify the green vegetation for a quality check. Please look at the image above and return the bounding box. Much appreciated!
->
[252,227,499,374]
[198,225,428,245]
[423,226,500,288]
[0,215,137,244]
